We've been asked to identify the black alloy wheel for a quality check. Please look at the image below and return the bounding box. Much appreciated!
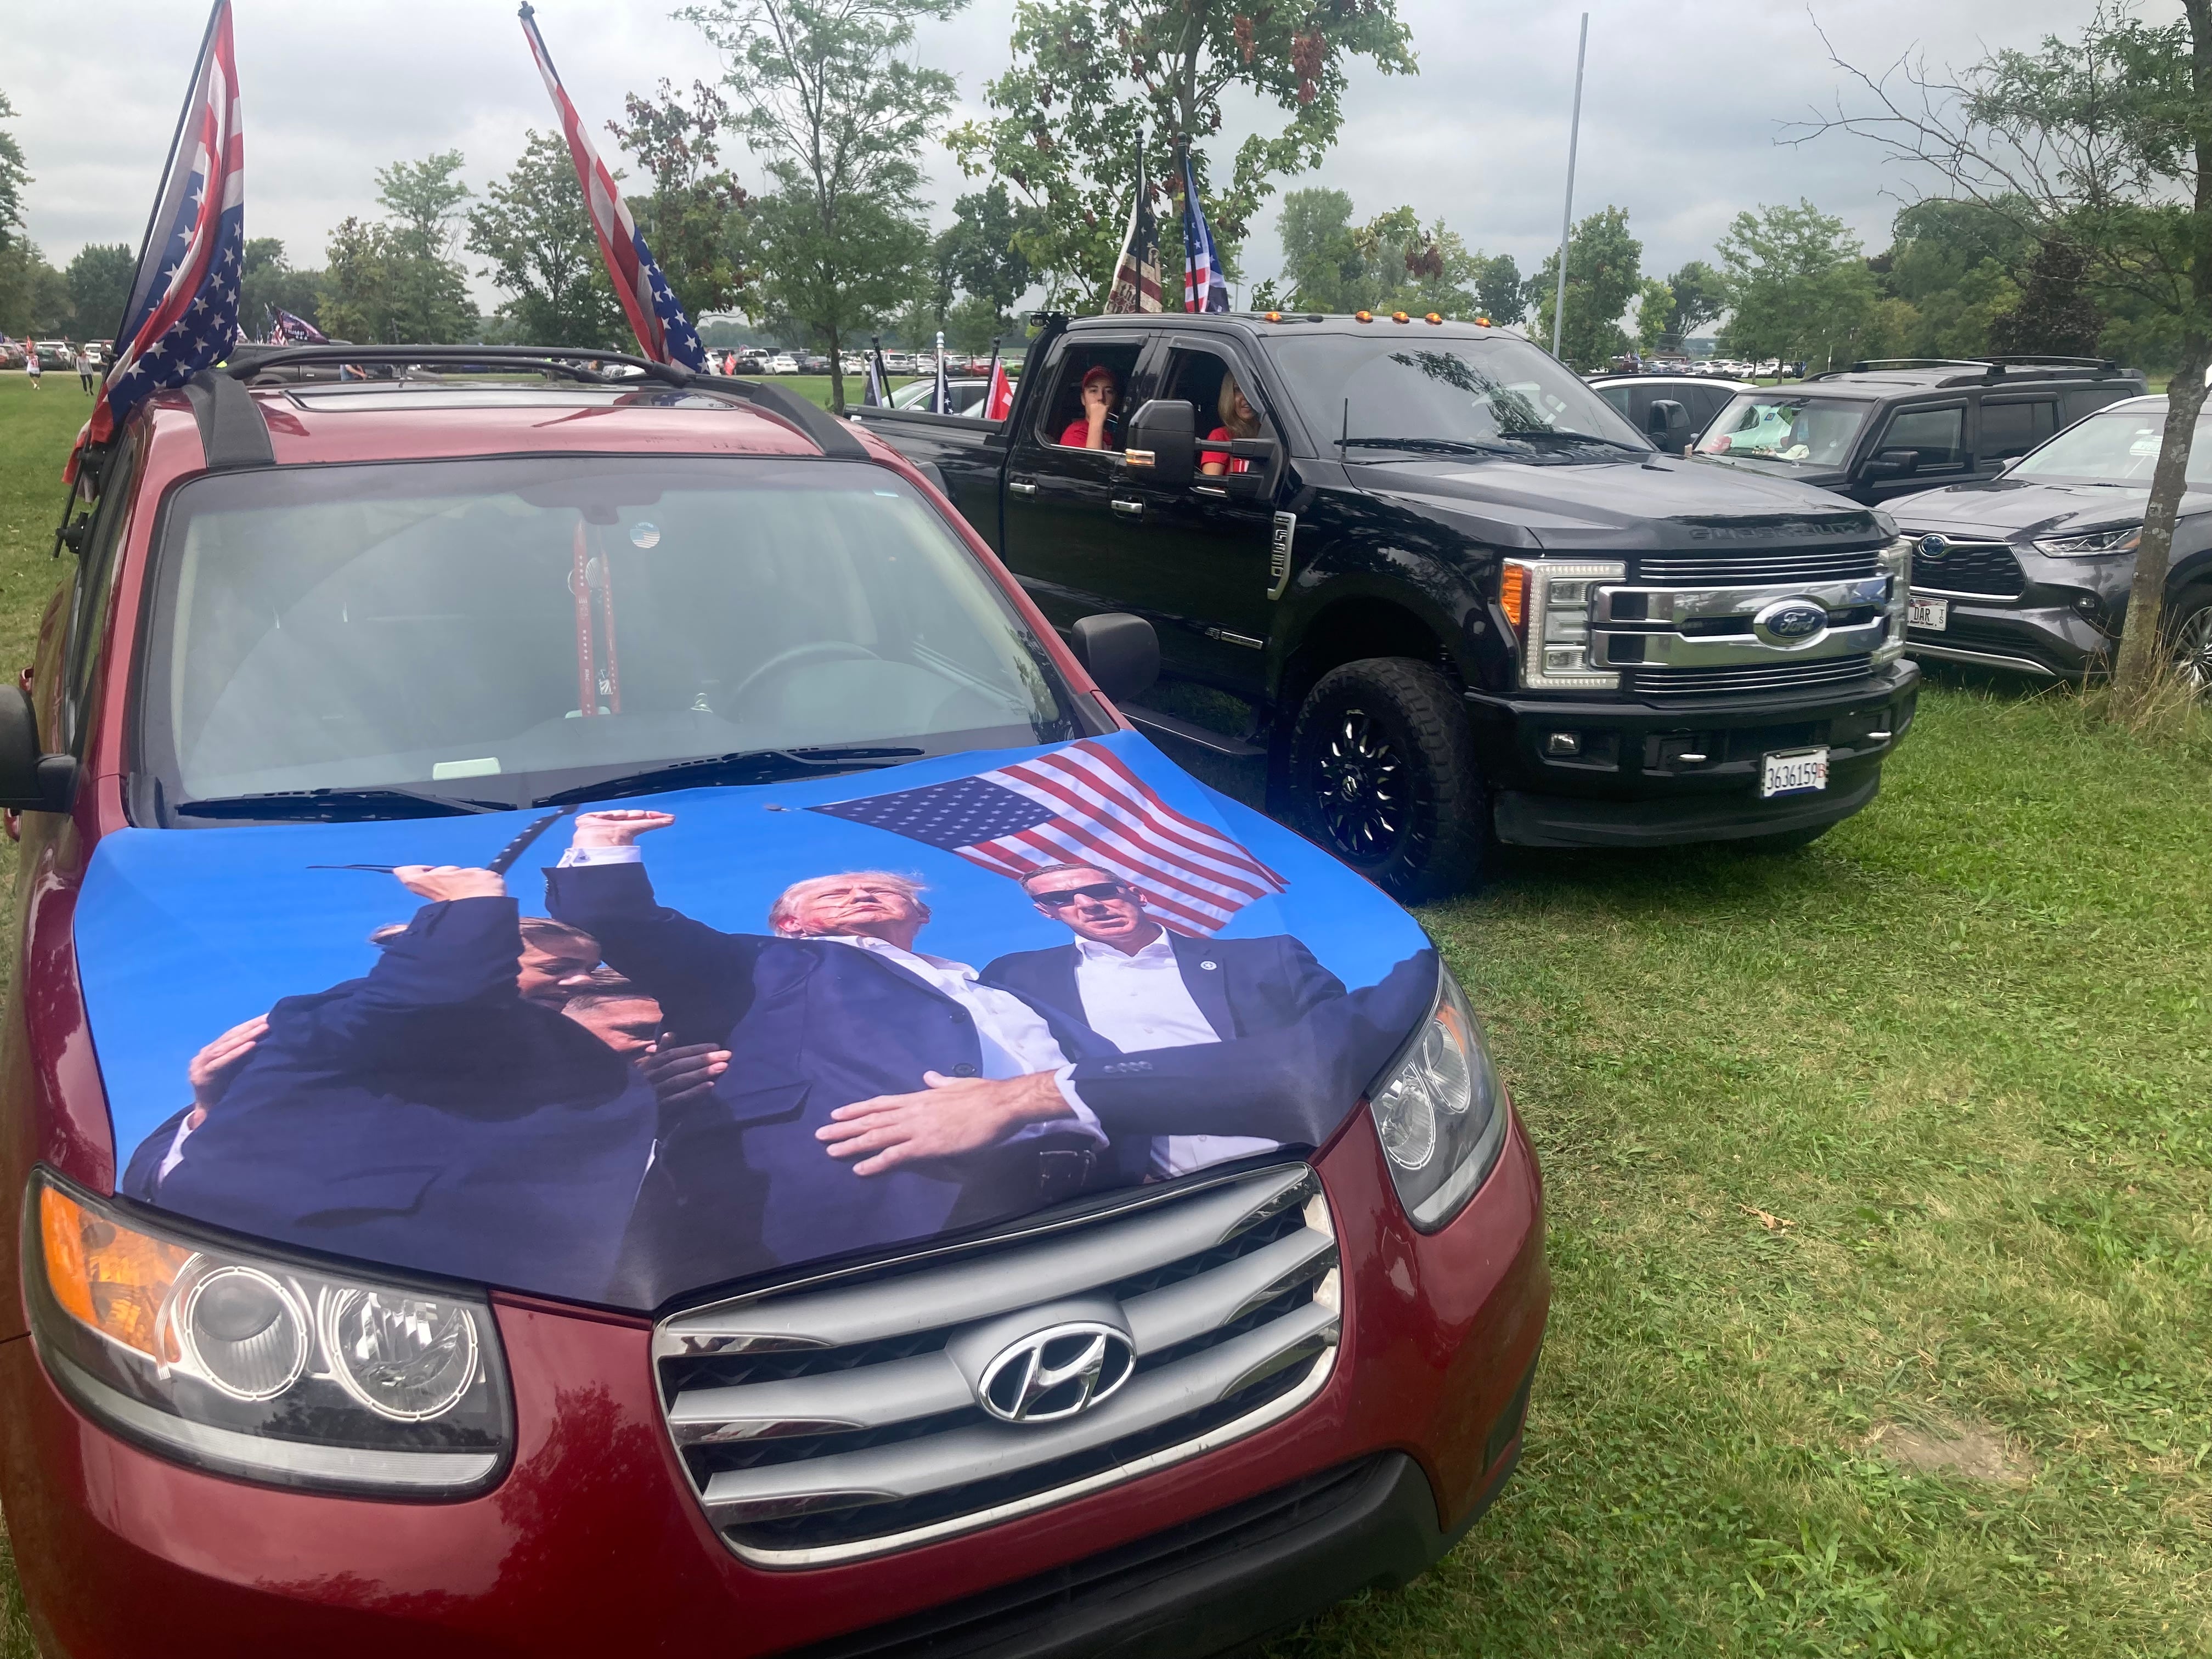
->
[1287,658,1483,901]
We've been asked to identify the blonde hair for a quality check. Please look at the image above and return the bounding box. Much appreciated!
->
[769,871,930,933]
[1217,371,1261,439]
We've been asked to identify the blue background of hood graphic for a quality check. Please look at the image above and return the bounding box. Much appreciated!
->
[74,734,1431,1307]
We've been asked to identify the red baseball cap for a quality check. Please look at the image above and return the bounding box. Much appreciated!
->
[1080,365,1119,390]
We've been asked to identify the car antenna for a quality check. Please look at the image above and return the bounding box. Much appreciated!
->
[1339,397,1349,452]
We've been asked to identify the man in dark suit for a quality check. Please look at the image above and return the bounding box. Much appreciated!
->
[981,862,1345,1179]
[134,865,657,1305]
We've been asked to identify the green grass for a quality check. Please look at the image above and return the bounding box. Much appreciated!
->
[0,375,2207,1654]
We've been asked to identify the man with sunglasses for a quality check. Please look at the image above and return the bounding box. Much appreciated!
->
[981,863,1346,1179]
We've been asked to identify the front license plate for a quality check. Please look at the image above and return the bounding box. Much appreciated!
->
[1907,595,1949,630]
[1760,746,1829,799]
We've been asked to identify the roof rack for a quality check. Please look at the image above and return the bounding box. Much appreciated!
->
[1813,353,2131,387]
[220,343,871,460]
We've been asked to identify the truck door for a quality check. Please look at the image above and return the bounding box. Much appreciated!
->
[1112,337,1285,690]
[996,332,1153,634]
[1857,399,1970,504]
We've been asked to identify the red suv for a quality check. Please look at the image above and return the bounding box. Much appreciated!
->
[0,347,1548,1658]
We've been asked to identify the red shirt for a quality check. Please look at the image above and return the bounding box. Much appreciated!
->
[1201,426,1254,473]
[1058,418,1095,448]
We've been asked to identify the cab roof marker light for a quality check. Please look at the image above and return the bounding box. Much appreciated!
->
[1425,313,1444,325]
[1391,312,1410,324]
[1355,311,1374,323]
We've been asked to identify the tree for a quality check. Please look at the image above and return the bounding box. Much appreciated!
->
[607,79,751,319]
[1634,259,1724,354]
[1988,238,2104,356]
[467,131,627,349]
[954,0,1415,309]
[1713,200,1879,371]
[1803,1,2212,709]
[238,239,325,337]
[0,89,29,255]
[940,182,1035,317]
[1634,277,1674,353]
[0,242,69,338]
[1471,251,1524,325]
[685,0,960,411]
[65,242,135,343]
[1278,187,1364,312]
[319,217,397,342]
[374,151,476,343]
[1868,196,2032,359]
[1530,206,1643,368]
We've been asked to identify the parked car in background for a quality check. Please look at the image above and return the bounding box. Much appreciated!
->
[1886,392,2212,685]
[764,353,799,375]
[884,351,916,373]
[890,376,989,415]
[1586,373,1752,448]
[32,340,72,371]
[0,341,1548,1657]
[1695,358,2147,507]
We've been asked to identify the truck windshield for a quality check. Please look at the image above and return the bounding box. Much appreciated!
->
[2008,403,2212,484]
[142,456,1076,814]
[1268,335,1651,462]
[1696,393,1866,467]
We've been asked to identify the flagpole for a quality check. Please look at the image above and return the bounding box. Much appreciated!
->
[1550,12,1588,360]
[121,0,225,347]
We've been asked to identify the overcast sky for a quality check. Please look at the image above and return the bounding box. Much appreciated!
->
[0,0,2171,315]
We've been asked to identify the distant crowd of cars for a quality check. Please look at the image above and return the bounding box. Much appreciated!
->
[699,346,1017,380]
[3,339,108,371]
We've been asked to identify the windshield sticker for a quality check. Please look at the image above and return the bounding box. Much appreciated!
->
[629,521,661,549]
[76,734,1432,1311]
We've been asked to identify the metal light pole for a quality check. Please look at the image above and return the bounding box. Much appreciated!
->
[1550,12,1589,360]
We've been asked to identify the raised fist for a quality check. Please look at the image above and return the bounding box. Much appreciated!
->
[393,865,509,902]
[571,809,678,848]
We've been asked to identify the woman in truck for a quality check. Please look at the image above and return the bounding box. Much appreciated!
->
[1057,364,1122,449]
[1202,371,1263,475]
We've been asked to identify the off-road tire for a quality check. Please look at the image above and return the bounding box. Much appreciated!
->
[1287,658,1485,901]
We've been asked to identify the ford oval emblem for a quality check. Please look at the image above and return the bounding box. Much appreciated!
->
[1916,533,1948,559]
[1753,597,1829,646]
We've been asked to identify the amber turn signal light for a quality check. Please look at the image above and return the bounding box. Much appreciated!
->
[40,1183,191,1362]
[1499,563,1529,633]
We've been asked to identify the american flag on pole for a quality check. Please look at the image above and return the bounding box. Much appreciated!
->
[267,306,327,344]
[1180,153,1230,314]
[810,741,1287,935]
[1104,134,1164,315]
[70,0,245,480]
[517,3,707,371]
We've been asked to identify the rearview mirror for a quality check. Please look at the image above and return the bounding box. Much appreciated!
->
[1069,613,1160,704]
[0,686,76,813]
[1646,398,1692,450]
[1122,400,1196,488]
[1863,448,1921,481]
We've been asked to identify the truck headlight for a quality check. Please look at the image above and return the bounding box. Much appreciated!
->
[24,1170,511,1496]
[1872,535,1911,667]
[1366,966,1508,1229]
[1502,559,1625,690]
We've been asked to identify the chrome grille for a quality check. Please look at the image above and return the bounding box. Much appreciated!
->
[1904,537,2025,598]
[1635,548,1883,586]
[654,1165,1340,1566]
[1631,655,1876,697]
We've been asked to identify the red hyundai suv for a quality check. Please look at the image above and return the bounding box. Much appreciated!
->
[0,347,1547,1658]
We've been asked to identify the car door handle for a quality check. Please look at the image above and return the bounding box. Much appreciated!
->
[1111,499,1143,518]
[1008,478,1039,496]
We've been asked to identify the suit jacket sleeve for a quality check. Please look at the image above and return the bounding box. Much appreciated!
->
[281,896,526,1066]
[120,1104,192,1201]
[1069,950,1437,1146]
[1276,938,1347,1020]
[543,860,766,1040]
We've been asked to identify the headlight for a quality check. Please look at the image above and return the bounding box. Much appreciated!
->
[1501,558,1625,690]
[1872,535,1911,666]
[24,1170,511,1496]
[2034,524,2142,557]
[1365,966,1508,1229]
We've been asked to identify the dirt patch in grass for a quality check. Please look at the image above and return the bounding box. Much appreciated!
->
[1866,1421,2039,1485]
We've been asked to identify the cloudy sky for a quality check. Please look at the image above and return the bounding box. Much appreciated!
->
[0,0,2168,314]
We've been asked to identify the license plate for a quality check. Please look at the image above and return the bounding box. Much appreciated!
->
[1907,595,1949,630]
[1760,746,1829,799]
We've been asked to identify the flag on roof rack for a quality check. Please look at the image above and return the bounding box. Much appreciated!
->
[517,3,707,372]
[70,0,245,481]
[1180,153,1230,314]
[1104,134,1164,315]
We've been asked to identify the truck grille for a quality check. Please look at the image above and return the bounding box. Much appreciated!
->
[1635,548,1883,586]
[653,1165,1340,1566]
[1632,656,1875,697]
[1905,538,2024,598]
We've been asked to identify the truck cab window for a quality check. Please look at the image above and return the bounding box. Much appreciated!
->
[1161,349,1272,477]
[1979,398,2056,462]
[1042,344,1142,452]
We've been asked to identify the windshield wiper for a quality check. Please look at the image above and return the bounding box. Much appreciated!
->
[173,786,511,822]
[534,746,924,806]
[1340,437,1515,458]
[1498,430,1648,454]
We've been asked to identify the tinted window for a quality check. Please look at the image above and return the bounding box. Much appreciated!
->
[1878,405,1965,469]
[2061,386,2134,425]
[1980,399,2057,460]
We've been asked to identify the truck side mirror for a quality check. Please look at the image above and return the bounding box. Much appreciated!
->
[1646,398,1692,450]
[1069,613,1160,704]
[1863,448,1921,481]
[1122,400,1196,488]
[0,686,76,812]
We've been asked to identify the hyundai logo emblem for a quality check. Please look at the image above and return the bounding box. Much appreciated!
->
[1917,533,1949,559]
[976,1322,1136,1424]
[1752,597,1829,646]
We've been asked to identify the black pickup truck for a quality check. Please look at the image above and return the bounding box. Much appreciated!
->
[851,312,1920,898]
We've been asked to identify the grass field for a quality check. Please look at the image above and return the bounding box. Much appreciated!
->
[0,373,2207,1656]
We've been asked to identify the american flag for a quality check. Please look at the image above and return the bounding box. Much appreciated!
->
[1104,136,1164,315]
[266,306,326,344]
[518,3,707,371]
[1180,154,1229,314]
[70,0,245,479]
[811,740,1286,935]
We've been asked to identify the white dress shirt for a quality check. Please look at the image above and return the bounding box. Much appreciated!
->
[1071,932,1278,1176]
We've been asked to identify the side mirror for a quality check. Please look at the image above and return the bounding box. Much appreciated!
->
[0,686,75,812]
[1864,448,1921,481]
[1069,613,1160,704]
[1122,399,1196,488]
[1646,398,1692,450]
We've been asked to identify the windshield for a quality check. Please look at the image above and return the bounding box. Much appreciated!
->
[1696,393,1867,467]
[143,456,1075,812]
[1268,334,1651,462]
[2009,403,2212,486]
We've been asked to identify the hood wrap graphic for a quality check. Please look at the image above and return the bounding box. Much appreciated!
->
[77,734,1434,1310]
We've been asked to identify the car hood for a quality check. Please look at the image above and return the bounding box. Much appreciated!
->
[1885,476,2212,539]
[1353,454,1881,552]
[75,732,1434,1311]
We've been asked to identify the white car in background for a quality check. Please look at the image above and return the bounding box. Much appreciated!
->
[765,354,799,375]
